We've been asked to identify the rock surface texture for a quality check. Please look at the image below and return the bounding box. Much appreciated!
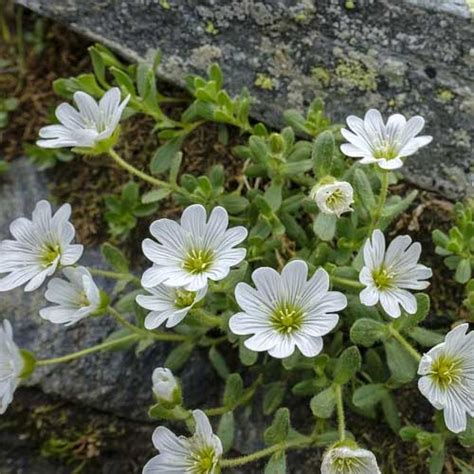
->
[14,0,474,198]
[0,160,214,421]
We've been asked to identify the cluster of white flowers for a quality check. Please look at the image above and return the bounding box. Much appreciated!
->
[1,97,471,473]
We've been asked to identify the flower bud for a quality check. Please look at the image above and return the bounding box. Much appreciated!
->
[268,133,285,154]
[152,368,181,406]
[310,180,354,217]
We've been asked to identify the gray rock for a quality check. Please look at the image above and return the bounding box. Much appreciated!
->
[13,0,474,198]
[0,160,214,421]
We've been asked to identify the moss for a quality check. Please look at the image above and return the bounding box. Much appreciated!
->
[205,21,219,36]
[159,0,170,9]
[255,73,274,91]
[436,89,455,103]
[334,58,378,92]
[311,66,331,88]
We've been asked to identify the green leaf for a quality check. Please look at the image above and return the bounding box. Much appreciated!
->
[142,188,171,204]
[428,448,445,474]
[381,393,401,433]
[239,341,258,366]
[263,382,286,415]
[455,258,472,284]
[150,137,184,174]
[209,346,230,380]
[264,452,286,474]
[264,408,290,445]
[223,373,244,407]
[101,242,129,273]
[384,339,417,383]
[217,412,234,453]
[313,213,336,241]
[310,386,336,418]
[312,131,334,177]
[169,152,183,185]
[264,180,283,212]
[408,327,444,347]
[333,346,361,384]
[352,384,387,408]
[350,319,389,347]
[164,342,194,372]
[354,168,376,211]
[379,190,418,230]
[110,67,136,95]
[218,194,249,214]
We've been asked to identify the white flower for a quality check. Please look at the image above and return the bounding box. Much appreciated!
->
[0,320,23,415]
[229,260,347,359]
[0,200,83,292]
[143,409,223,474]
[418,323,474,434]
[37,87,130,149]
[359,230,432,318]
[39,267,102,325]
[310,181,354,217]
[340,109,432,170]
[136,284,207,330]
[141,205,247,292]
[321,445,381,474]
[152,368,180,404]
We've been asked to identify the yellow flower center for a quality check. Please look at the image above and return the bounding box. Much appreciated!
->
[78,291,90,307]
[373,141,399,160]
[191,447,217,474]
[183,248,214,275]
[270,303,305,334]
[429,354,463,390]
[327,189,344,208]
[41,243,61,267]
[174,289,196,309]
[372,267,394,290]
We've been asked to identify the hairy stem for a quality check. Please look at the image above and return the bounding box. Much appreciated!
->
[108,148,174,190]
[330,275,364,290]
[369,171,389,234]
[205,375,263,417]
[220,436,314,468]
[389,326,422,362]
[36,334,140,365]
[88,267,140,286]
[335,384,346,442]
[191,308,226,328]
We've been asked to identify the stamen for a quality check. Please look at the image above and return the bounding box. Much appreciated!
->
[174,289,196,309]
[429,354,463,390]
[372,267,394,290]
[183,248,214,275]
[270,302,305,334]
[41,243,61,267]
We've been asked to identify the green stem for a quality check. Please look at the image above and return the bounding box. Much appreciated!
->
[36,334,140,365]
[389,326,422,362]
[191,308,225,328]
[330,275,364,290]
[335,384,346,442]
[108,148,174,190]
[369,171,389,234]
[88,267,140,286]
[108,307,188,342]
[220,436,314,468]
[205,375,263,417]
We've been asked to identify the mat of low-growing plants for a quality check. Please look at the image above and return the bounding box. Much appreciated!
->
[0,8,473,474]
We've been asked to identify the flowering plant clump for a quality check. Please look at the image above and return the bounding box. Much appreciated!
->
[1,44,472,473]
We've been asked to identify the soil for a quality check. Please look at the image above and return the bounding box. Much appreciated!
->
[0,5,472,474]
